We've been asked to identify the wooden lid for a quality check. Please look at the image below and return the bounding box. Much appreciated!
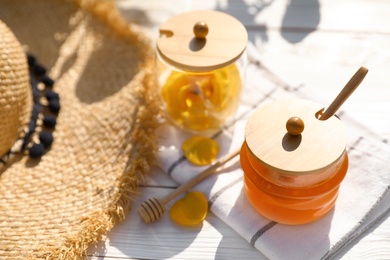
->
[156,10,247,72]
[245,99,347,175]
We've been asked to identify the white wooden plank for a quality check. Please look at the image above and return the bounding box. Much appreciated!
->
[88,187,266,260]
[117,0,390,33]
[336,210,390,259]
[190,0,390,33]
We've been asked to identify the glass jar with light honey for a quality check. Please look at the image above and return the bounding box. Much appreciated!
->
[241,99,349,225]
[156,10,247,133]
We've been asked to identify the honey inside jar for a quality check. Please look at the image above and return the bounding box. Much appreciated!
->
[240,142,348,225]
[160,63,241,132]
[156,10,247,132]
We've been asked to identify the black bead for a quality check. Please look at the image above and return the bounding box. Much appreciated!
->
[27,54,36,67]
[41,75,55,87]
[48,99,60,113]
[39,131,53,148]
[33,64,47,76]
[43,115,57,128]
[45,90,60,101]
[29,143,45,158]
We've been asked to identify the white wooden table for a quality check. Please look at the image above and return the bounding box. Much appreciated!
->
[88,0,390,259]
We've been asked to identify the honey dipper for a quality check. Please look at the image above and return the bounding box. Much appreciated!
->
[138,148,240,223]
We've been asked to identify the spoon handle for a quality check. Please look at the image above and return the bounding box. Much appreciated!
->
[160,148,240,205]
[320,66,368,120]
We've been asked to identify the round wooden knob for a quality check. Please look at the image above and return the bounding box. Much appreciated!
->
[193,21,209,39]
[286,117,305,135]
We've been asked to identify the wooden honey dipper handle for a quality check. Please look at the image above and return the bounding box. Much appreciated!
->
[138,148,241,223]
[319,66,368,120]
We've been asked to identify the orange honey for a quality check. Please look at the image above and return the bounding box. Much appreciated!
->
[240,142,348,225]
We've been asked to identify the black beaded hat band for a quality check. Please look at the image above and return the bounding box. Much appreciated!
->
[0,54,60,163]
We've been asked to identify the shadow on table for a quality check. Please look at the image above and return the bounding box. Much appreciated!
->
[215,0,272,45]
[215,0,320,45]
[87,187,203,259]
[281,0,321,44]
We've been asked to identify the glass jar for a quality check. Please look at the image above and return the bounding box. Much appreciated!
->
[241,143,348,225]
[241,99,349,225]
[156,10,247,133]
[157,52,246,132]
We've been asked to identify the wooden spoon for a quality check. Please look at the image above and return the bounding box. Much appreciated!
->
[319,66,368,120]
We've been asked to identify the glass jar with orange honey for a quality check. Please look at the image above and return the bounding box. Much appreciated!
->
[241,99,349,225]
[156,10,247,133]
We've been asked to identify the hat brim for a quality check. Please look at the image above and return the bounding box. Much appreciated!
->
[0,0,159,258]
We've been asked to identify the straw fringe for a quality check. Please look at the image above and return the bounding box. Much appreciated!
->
[32,63,160,259]
[0,0,161,259]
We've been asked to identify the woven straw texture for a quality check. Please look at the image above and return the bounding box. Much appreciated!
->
[0,20,32,156]
[0,0,159,259]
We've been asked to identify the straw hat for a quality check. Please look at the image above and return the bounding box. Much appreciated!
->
[0,0,159,258]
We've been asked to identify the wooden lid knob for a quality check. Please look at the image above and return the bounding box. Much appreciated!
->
[286,117,304,135]
[157,10,247,72]
[193,21,209,39]
[245,99,347,175]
